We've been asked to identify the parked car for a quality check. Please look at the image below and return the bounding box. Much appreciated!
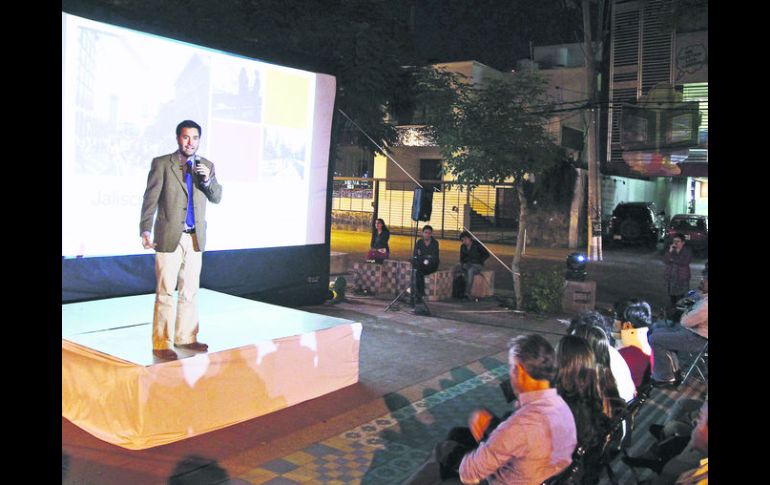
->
[663,214,708,256]
[605,202,665,247]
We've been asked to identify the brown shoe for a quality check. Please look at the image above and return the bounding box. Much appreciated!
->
[175,341,209,352]
[152,348,179,360]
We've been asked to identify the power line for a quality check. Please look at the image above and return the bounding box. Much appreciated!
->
[338,108,423,189]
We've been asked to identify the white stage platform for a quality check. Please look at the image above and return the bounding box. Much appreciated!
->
[62,289,362,450]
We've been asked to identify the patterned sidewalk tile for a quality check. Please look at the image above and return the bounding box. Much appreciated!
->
[236,362,511,484]
[235,355,707,485]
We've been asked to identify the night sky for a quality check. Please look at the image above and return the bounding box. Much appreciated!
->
[409,0,582,71]
[62,0,582,73]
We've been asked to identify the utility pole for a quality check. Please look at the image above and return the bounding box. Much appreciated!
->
[583,0,603,261]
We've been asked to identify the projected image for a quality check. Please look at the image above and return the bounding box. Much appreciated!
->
[71,27,211,177]
[261,126,308,181]
[211,58,263,123]
[207,120,262,182]
[62,13,334,258]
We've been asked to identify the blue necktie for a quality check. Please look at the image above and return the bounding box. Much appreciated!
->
[185,160,195,229]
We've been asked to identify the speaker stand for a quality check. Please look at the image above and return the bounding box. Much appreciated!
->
[384,286,411,312]
[385,268,431,316]
[385,221,432,315]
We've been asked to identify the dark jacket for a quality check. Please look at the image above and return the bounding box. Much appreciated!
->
[460,241,490,266]
[413,237,440,269]
[370,229,390,252]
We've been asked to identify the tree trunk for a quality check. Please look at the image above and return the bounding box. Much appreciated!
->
[568,167,585,249]
[512,181,528,310]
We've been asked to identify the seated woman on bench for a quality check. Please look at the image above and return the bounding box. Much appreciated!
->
[366,218,390,263]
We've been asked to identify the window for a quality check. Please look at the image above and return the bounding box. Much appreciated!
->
[420,159,443,192]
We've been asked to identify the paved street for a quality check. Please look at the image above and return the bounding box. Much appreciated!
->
[63,233,707,484]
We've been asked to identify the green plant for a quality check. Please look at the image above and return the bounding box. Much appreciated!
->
[523,268,565,314]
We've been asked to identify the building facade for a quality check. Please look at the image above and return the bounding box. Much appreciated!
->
[605,0,708,218]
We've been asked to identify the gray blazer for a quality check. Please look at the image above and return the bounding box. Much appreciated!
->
[140,152,223,252]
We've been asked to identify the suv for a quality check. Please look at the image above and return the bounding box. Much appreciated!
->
[663,214,708,256]
[605,202,665,247]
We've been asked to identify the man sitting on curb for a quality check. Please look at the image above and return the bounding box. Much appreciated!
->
[452,231,490,301]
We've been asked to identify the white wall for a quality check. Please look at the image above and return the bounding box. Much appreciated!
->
[601,175,708,220]
[601,176,671,217]
[694,179,708,215]
[668,178,689,216]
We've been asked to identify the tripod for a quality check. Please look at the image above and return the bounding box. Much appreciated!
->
[384,270,411,312]
[385,266,431,315]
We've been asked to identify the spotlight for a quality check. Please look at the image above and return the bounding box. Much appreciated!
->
[565,252,587,281]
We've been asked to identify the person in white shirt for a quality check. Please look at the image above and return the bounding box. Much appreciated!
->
[568,311,636,402]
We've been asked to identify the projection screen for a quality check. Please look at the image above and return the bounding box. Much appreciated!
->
[62,11,337,304]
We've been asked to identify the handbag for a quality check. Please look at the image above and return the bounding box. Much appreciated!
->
[366,249,388,262]
[452,275,466,298]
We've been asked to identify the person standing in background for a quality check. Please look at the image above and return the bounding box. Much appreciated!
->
[664,233,692,310]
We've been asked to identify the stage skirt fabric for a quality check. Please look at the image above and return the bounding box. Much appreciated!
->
[62,321,361,450]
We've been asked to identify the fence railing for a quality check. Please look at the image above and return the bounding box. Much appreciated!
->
[331,177,519,243]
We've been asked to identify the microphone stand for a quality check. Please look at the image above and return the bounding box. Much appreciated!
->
[385,221,419,312]
[386,220,432,316]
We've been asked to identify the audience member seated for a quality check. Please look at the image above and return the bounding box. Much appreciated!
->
[624,400,707,484]
[366,218,390,263]
[617,344,651,391]
[655,398,704,440]
[568,311,636,404]
[554,335,615,484]
[648,268,708,388]
[411,225,440,303]
[660,401,707,485]
[403,334,577,485]
[452,231,490,300]
[614,300,654,390]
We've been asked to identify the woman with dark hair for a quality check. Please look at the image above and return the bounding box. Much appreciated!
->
[569,324,629,414]
[555,335,613,484]
[367,218,390,263]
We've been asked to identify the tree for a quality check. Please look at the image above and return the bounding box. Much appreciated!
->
[418,67,565,309]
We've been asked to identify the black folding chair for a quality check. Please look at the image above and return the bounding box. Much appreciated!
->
[597,389,653,484]
[680,340,708,386]
[541,445,587,485]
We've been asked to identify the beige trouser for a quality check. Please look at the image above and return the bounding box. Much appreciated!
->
[153,232,202,350]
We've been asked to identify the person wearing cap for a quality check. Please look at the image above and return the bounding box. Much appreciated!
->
[452,230,490,300]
